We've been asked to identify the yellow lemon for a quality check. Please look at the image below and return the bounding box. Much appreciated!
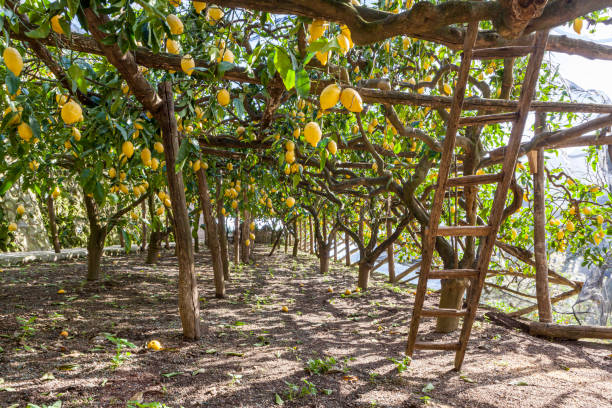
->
[573,18,583,35]
[8,222,17,232]
[156,207,164,215]
[193,160,201,172]
[147,340,162,351]
[582,207,592,216]
[122,141,134,158]
[193,1,207,14]
[217,49,234,64]
[327,140,337,154]
[304,121,322,147]
[217,89,230,106]
[16,205,25,216]
[151,158,160,170]
[337,33,350,54]
[17,122,32,142]
[320,84,341,110]
[52,186,60,199]
[309,20,327,42]
[285,140,295,151]
[166,39,180,54]
[166,14,184,35]
[249,221,255,231]
[443,83,452,95]
[141,147,151,165]
[154,141,164,153]
[3,47,23,77]
[245,239,251,247]
[566,221,575,232]
[72,127,81,141]
[286,197,295,207]
[61,100,83,124]
[206,6,224,24]
[51,15,65,35]
[596,215,604,224]
[181,54,195,75]
[285,150,296,164]
[339,88,363,112]
[315,50,330,66]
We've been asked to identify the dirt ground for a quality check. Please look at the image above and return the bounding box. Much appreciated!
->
[1,245,611,408]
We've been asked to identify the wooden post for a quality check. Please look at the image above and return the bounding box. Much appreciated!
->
[140,200,147,251]
[333,231,337,261]
[233,213,240,263]
[344,227,350,266]
[386,197,396,283]
[533,112,553,322]
[47,195,61,253]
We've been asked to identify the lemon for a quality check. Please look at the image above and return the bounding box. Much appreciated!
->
[119,184,128,194]
[597,215,604,224]
[147,340,162,351]
[443,83,452,95]
[16,204,25,216]
[156,207,164,215]
[8,222,17,232]
[3,47,23,77]
[61,100,83,124]
[17,122,33,142]
[566,221,575,232]
[573,18,583,35]
[122,141,134,158]
[64,140,72,149]
[249,221,255,231]
[141,147,152,165]
[285,140,295,151]
[169,0,181,6]
[71,127,81,141]
[154,141,164,153]
[193,1,207,14]
[52,186,60,199]
[337,33,350,54]
[245,239,251,246]
[327,140,337,154]
[166,39,180,54]
[227,162,233,171]
[217,89,230,106]
[217,49,234,64]
[166,14,183,35]
[60,330,69,337]
[164,198,172,207]
[285,150,296,164]
[327,286,333,293]
[309,20,327,42]
[339,88,363,112]
[51,15,65,35]
[286,197,295,207]
[304,122,322,147]
[151,158,160,170]
[510,228,518,240]
[557,230,565,240]
[180,54,195,75]
[315,50,329,66]
[582,207,592,216]
[344,289,352,295]
[119,171,126,181]
[121,83,130,95]
[193,160,201,171]
[340,24,354,47]
[320,84,341,110]
[206,6,224,24]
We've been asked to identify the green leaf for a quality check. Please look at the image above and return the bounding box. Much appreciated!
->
[295,69,310,98]
[422,382,434,394]
[25,21,50,38]
[274,393,284,405]
[5,71,20,95]
[121,229,131,253]
[175,138,190,173]
[161,371,183,378]
[274,47,295,90]
[0,164,22,195]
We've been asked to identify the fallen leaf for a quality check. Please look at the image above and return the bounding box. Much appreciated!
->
[192,368,205,376]
[343,375,358,382]
[56,364,79,371]
[129,391,144,403]
[205,348,217,354]
[510,381,529,386]
[225,351,244,357]
[161,371,183,378]
[41,372,56,381]
[422,382,435,393]
[459,375,476,383]
[274,393,284,405]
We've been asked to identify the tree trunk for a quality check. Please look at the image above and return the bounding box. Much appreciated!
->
[193,207,200,253]
[147,231,163,264]
[196,168,225,298]
[319,244,330,274]
[345,229,351,266]
[357,261,372,290]
[46,196,61,253]
[533,112,553,322]
[436,278,468,332]
[233,214,240,263]
[215,180,230,280]
[118,225,125,248]
[333,232,337,261]
[292,219,299,257]
[269,229,282,256]
[158,81,200,340]
[140,200,147,251]
[86,225,107,281]
[284,229,289,253]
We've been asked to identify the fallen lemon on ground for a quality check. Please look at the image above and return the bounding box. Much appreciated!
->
[281,306,289,312]
[147,340,163,350]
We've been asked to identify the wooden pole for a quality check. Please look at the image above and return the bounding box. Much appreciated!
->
[533,112,553,323]
[309,216,314,254]
[344,227,351,266]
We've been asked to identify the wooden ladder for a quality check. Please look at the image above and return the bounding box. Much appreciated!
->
[405,24,550,371]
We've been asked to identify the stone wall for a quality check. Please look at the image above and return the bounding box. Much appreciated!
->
[0,185,51,252]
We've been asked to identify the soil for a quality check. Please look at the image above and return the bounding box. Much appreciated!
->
[1,245,611,408]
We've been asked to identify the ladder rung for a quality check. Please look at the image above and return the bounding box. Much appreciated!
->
[436,226,491,237]
[458,112,518,127]
[421,308,468,318]
[414,341,461,351]
[429,269,480,279]
[445,172,503,188]
[472,46,533,60]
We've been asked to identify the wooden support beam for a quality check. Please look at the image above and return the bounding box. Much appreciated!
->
[529,322,612,340]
